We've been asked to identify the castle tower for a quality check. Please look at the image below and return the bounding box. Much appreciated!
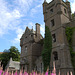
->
[43,0,73,75]
[20,23,43,72]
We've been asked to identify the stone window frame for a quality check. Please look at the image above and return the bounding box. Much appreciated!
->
[36,66,37,71]
[41,63,42,73]
[50,8,53,13]
[64,8,67,14]
[50,19,55,27]
[30,35,33,37]
[52,33,56,42]
[25,36,27,38]
[25,46,27,53]
[53,51,58,60]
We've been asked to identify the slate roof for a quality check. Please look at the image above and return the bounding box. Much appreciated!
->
[6,58,20,70]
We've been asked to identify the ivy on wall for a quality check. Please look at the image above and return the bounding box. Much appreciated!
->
[65,27,75,74]
[42,26,52,72]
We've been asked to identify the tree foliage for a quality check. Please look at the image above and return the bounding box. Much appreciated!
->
[42,26,52,72]
[65,27,75,74]
[0,46,20,70]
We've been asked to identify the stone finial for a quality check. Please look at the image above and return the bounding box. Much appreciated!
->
[32,26,33,30]
[66,0,68,2]
[74,12,75,16]
[74,12,75,19]
[44,0,46,2]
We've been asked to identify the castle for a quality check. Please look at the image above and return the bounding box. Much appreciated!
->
[20,23,43,72]
[20,0,75,75]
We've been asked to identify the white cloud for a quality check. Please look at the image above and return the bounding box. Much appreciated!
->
[12,22,35,44]
[12,22,45,43]
[30,4,42,17]
[0,0,33,37]
[41,26,45,33]
[39,0,52,3]
[0,0,22,37]
[12,9,22,18]
[71,0,75,13]
[14,0,33,15]
[46,0,52,3]
[40,24,45,37]
[12,27,24,43]
[0,0,74,45]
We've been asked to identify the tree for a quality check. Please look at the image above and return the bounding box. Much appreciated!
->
[0,46,20,70]
[42,26,52,72]
[9,46,20,61]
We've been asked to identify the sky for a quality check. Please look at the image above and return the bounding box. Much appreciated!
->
[0,0,75,52]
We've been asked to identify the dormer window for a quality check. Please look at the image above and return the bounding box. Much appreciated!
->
[52,34,56,42]
[51,19,55,26]
[50,8,53,13]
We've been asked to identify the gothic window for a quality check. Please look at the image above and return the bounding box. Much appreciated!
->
[52,34,56,42]
[23,66,25,72]
[25,46,27,53]
[25,36,27,38]
[50,8,53,13]
[36,66,37,71]
[31,35,33,37]
[51,19,55,26]
[64,8,67,14]
[41,63,42,73]
[53,51,58,60]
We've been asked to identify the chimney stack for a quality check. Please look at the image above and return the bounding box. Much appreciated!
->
[44,0,46,2]
[35,23,40,36]
[66,0,68,2]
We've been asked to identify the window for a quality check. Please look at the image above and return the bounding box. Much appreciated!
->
[41,63,42,73]
[51,19,55,26]
[53,51,58,60]
[25,46,27,53]
[31,35,33,37]
[25,36,27,38]
[23,66,25,72]
[64,8,67,14]
[29,34,33,37]
[50,8,53,13]
[52,34,56,42]
[36,66,37,71]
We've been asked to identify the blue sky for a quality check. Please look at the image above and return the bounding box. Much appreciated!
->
[0,0,75,52]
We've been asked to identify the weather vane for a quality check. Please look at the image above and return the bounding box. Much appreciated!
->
[44,0,46,2]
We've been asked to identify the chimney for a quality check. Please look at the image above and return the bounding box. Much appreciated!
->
[44,0,46,2]
[10,57,12,61]
[66,0,68,2]
[35,23,40,36]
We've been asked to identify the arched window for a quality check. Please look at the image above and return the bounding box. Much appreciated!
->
[36,66,37,71]
[25,46,27,53]
[53,51,58,60]
[41,63,42,73]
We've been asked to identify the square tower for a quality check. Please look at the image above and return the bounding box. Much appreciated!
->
[43,0,74,75]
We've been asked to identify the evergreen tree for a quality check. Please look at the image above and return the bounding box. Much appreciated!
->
[42,26,52,72]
